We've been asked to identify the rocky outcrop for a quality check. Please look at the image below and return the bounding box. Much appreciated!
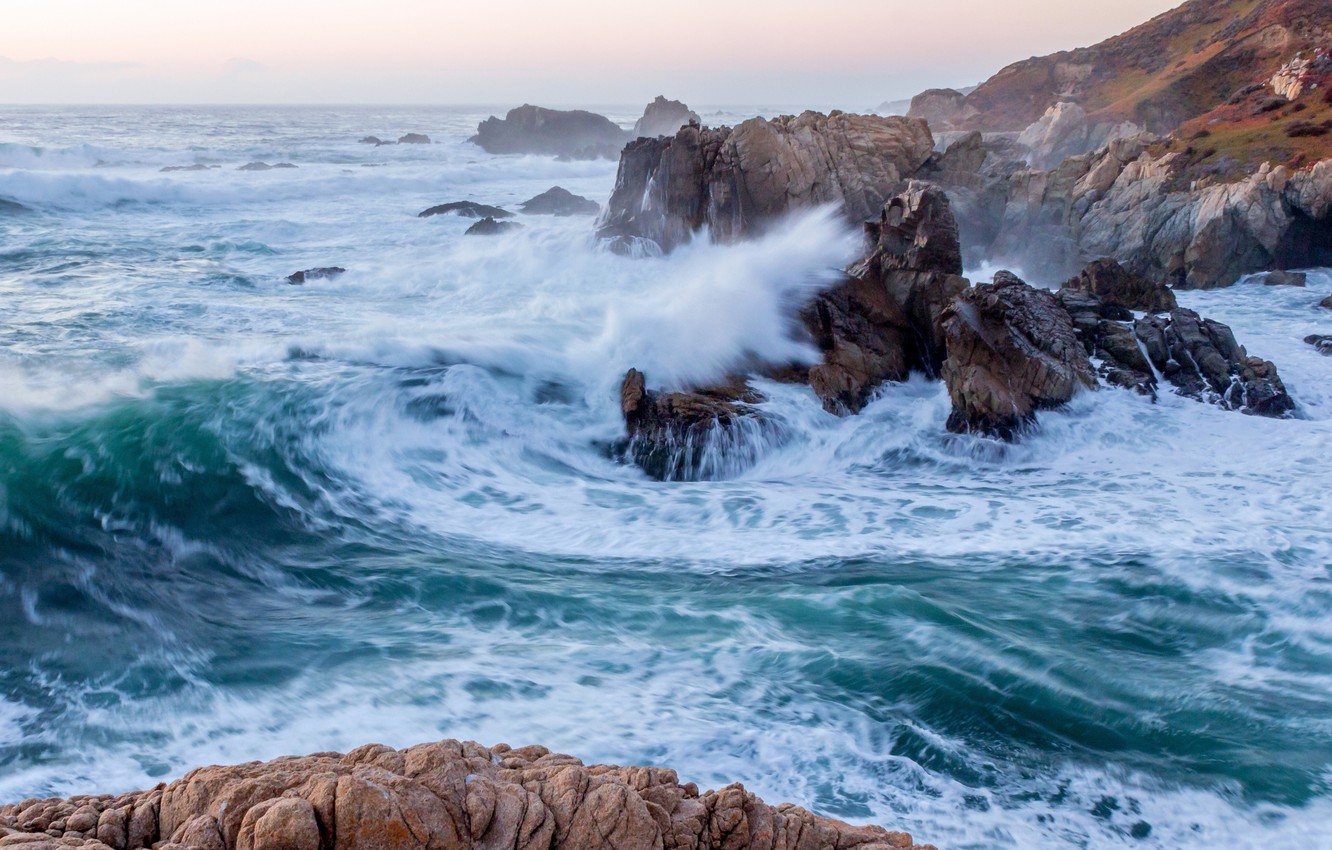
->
[1060,258,1176,314]
[1135,310,1294,415]
[286,267,345,285]
[160,164,213,173]
[418,202,513,220]
[470,106,627,160]
[598,111,935,252]
[906,89,975,130]
[397,134,430,144]
[805,183,968,414]
[0,740,933,850]
[620,369,783,481]
[958,136,1332,287]
[632,96,699,139]
[1257,270,1307,286]
[464,217,523,236]
[941,271,1097,438]
[1320,294,1332,309]
[1015,102,1141,170]
[518,187,599,216]
[1307,334,1332,355]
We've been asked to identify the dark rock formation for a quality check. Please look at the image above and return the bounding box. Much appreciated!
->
[1136,310,1294,415]
[1258,270,1307,286]
[464,217,523,236]
[160,164,211,173]
[397,133,430,144]
[1061,258,1177,314]
[1321,294,1332,309]
[941,271,1097,438]
[470,105,628,160]
[1306,334,1332,355]
[805,183,968,414]
[287,267,346,285]
[620,369,777,481]
[599,112,935,252]
[518,187,600,216]
[418,202,513,220]
[358,136,387,145]
[0,740,933,850]
[238,162,273,171]
[632,96,699,139]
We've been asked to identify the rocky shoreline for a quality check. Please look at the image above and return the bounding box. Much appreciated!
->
[0,741,933,850]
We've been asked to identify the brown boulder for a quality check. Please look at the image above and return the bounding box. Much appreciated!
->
[1061,258,1177,314]
[941,271,1097,438]
[0,742,933,850]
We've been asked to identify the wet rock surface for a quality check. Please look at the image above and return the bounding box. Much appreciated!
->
[518,187,600,217]
[599,111,935,252]
[1307,334,1332,355]
[1060,258,1177,314]
[0,740,933,850]
[464,217,523,237]
[470,105,627,160]
[418,202,513,220]
[941,271,1098,438]
[397,133,430,144]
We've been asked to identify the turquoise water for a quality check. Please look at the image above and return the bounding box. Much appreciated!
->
[2,106,1332,849]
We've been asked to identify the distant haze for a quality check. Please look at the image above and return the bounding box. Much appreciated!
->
[2,0,1182,107]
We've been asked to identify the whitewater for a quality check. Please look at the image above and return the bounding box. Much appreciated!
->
[1,105,1331,850]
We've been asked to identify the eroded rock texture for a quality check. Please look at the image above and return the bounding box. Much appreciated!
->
[632,96,699,140]
[941,271,1097,438]
[598,112,935,252]
[0,741,933,850]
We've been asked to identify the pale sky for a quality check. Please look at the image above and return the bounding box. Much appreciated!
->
[0,0,1184,106]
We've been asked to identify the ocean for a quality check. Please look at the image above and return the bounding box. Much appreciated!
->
[1,105,1331,849]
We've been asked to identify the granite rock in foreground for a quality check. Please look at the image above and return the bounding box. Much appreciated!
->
[0,740,933,850]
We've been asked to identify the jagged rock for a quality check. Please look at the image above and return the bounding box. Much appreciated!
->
[805,183,968,414]
[397,134,430,144]
[0,741,933,850]
[941,271,1097,438]
[632,96,699,139]
[470,105,628,160]
[599,111,935,252]
[464,217,523,236]
[286,267,346,285]
[1136,309,1294,415]
[1016,102,1142,170]
[518,187,600,216]
[418,202,513,219]
[1061,258,1177,314]
[1305,334,1332,355]
[1257,270,1307,286]
[906,88,976,130]
[620,369,775,481]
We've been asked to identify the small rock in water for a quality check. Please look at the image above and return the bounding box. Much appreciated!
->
[519,187,600,216]
[358,136,388,145]
[160,164,211,172]
[398,133,431,144]
[1321,294,1332,310]
[419,201,513,219]
[1306,334,1332,355]
[239,161,273,171]
[272,162,298,169]
[465,217,523,236]
[1258,270,1307,287]
[286,267,346,285]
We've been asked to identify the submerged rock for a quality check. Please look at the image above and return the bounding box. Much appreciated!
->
[238,161,273,171]
[599,111,935,252]
[160,164,212,173]
[418,202,513,219]
[0,739,933,850]
[632,95,699,139]
[358,136,388,145]
[470,105,627,160]
[397,133,430,144]
[286,267,346,285]
[1257,270,1307,286]
[1307,334,1332,355]
[464,217,523,236]
[518,187,600,216]
[620,369,777,481]
[941,271,1097,438]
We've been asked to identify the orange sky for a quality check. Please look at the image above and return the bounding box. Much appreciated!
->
[0,0,1186,104]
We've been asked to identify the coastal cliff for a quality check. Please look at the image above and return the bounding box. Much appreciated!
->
[0,741,932,850]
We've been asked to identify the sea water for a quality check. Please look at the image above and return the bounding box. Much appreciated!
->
[1,105,1331,849]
